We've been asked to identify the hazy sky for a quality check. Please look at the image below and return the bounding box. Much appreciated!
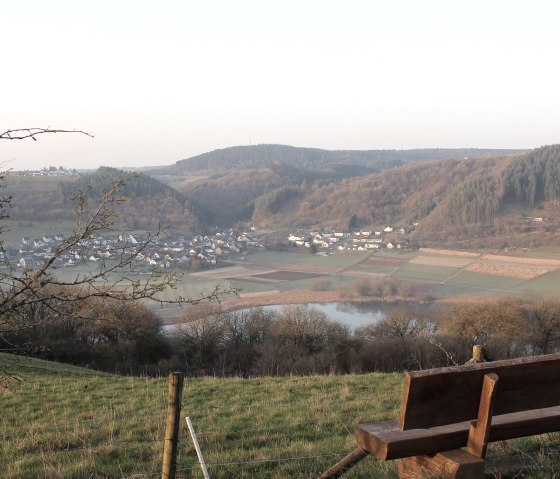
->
[3,0,560,170]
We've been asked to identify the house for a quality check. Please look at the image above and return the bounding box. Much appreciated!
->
[386,242,395,249]
[383,226,393,233]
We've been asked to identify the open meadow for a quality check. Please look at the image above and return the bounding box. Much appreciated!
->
[2,354,559,478]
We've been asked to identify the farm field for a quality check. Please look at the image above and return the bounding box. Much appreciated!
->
[244,250,366,271]
[2,354,558,478]
[159,248,560,316]
[392,263,463,283]
[9,245,560,322]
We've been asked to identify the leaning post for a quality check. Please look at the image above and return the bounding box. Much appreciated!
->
[162,372,185,479]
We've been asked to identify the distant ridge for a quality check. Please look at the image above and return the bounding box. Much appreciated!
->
[158,144,527,174]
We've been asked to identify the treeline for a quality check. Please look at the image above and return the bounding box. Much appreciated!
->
[4,294,169,375]
[6,296,560,376]
[164,298,560,376]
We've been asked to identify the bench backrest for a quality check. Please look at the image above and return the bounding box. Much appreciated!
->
[398,352,560,430]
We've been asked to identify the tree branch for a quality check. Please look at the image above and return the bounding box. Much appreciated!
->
[0,128,94,141]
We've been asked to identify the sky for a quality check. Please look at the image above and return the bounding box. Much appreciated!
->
[2,0,560,170]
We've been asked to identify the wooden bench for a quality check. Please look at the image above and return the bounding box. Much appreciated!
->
[320,352,560,478]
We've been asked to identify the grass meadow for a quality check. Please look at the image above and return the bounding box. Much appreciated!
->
[1,354,403,479]
[2,354,560,478]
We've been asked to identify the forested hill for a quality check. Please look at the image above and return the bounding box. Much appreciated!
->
[245,144,560,248]
[160,144,525,174]
[64,167,202,232]
[62,167,186,204]
[9,167,202,233]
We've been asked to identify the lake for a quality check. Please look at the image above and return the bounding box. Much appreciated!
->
[240,301,437,330]
[162,300,439,333]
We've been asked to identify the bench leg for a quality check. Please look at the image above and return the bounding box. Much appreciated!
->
[397,449,485,479]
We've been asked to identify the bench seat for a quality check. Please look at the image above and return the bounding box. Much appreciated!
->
[356,405,560,461]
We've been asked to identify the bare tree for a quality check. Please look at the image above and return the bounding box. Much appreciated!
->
[0,128,234,386]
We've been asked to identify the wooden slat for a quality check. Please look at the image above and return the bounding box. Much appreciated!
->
[356,406,560,460]
[398,353,560,430]
[466,372,499,458]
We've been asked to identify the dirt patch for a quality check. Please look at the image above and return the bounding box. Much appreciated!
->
[410,256,474,268]
[466,262,548,279]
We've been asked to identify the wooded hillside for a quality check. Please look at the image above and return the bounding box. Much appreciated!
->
[8,167,202,233]
[10,144,560,248]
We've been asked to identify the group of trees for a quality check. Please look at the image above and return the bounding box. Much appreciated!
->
[166,297,559,376]
[9,296,559,378]
[503,144,560,207]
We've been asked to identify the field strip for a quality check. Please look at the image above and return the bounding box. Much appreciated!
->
[238,290,281,298]
[340,271,386,278]
[410,256,474,267]
[191,266,273,278]
[419,248,481,258]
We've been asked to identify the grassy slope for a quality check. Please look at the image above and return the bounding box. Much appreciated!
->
[2,354,559,478]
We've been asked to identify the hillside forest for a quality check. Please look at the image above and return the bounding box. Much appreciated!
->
[11,145,560,248]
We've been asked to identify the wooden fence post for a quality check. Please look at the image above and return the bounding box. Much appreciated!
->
[162,372,184,479]
[466,345,486,365]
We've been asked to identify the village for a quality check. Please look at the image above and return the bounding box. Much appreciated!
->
[286,223,416,254]
[8,221,420,274]
[9,228,263,272]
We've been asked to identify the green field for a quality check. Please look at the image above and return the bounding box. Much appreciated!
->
[392,263,462,283]
[349,263,399,275]
[444,270,528,291]
[508,269,560,295]
[246,250,366,270]
[2,354,558,478]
